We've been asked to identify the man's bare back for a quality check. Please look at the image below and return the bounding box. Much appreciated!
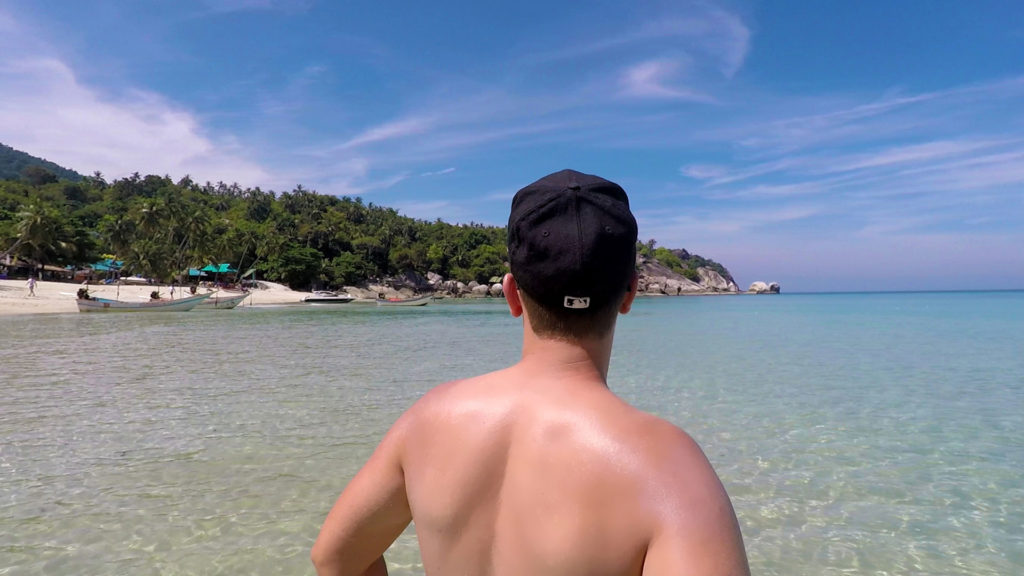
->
[313,344,748,576]
[312,170,749,576]
[404,360,747,576]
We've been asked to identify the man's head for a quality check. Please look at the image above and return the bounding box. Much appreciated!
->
[507,169,638,340]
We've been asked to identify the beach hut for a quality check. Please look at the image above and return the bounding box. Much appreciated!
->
[200,263,237,275]
[200,263,238,287]
[89,259,124,283]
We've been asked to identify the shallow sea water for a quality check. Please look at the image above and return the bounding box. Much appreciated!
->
[2,292,1022,575]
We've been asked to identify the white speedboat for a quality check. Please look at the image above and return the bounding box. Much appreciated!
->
[303,290,355,304]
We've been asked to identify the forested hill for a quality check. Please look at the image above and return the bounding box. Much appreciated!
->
[0,143,84,183]
[0,146,734,291]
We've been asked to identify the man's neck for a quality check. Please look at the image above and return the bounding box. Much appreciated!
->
[519,329,615,383]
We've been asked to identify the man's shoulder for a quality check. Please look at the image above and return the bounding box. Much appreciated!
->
[609,409,712,483]
[400,369,514,424]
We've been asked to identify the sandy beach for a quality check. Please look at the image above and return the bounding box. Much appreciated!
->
[0,278,308,316]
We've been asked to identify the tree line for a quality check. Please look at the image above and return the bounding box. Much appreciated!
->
[1,171,510,289]
[1,167,734,290]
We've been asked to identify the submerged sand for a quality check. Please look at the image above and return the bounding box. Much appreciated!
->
[0,279,308,316]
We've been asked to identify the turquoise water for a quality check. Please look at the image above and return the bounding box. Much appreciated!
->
[2,292,1022,575]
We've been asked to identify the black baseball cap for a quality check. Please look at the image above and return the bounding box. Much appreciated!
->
[507,169,638,311]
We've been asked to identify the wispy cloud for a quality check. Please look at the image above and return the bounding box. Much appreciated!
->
[341,116,435,149]
[639,203,822,237]
[640,9,750,78]
[716,77,1024,155]
[620,59,712,101]
[421,167,455,177]
[521,5,750,79]
[199,0,312,14]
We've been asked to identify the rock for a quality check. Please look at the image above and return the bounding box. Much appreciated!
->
[636,253,705,295]
[489,283,503,297]
[342,286,375,299]
[768,282,781,294]
[471,284,490,297]
[748,281,770,294]
[455,281,467,294]
[663,278,704,295]
[468,281,480,290]
[697,267,738,292]
[426,271,444,286]
[389,271,429,290]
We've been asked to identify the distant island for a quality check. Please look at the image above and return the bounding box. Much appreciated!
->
[0,142,777,295]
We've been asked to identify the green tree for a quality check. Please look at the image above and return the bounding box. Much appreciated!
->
[21,165,59,187]
[325,252,372,286]
[3,202,74,268]
[261,243,323,288]
[653,247,684,272]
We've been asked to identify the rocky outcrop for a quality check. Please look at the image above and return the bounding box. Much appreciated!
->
[636,254,739,295]
[748,281,781,294]
[337,245,760,299]
[697,267,737,292]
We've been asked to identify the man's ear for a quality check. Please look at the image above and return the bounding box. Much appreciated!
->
[619,272,639,314]
[503,273,523,318]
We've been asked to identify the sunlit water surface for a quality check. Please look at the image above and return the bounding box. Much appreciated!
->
[2,292,1022,575]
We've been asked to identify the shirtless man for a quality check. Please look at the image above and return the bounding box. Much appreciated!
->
[312,169,750,576]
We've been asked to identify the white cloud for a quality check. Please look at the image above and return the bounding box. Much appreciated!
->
[341,116,435,149]
[421,167,455,177]
[524,5,751,79]
[200,0,312,14]
[680,164,729,180]
[0,56,269,185]
[304,157,410,198]
[620,59,712,101]
[639,9,750,78]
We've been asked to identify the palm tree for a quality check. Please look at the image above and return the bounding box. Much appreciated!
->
[2,203,72,272]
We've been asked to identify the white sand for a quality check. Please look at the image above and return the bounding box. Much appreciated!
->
[0,279,309,316]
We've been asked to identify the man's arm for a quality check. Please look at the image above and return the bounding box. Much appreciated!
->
[641,429,751,576]
[311,414,414,576]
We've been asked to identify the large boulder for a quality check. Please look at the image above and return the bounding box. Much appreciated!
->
[471,284,490,297]
[426,271,444,286]
[697,267,739,292]
[489,283,503,297]
[391,271,429,290]
[768,282,781,294]
[664,278,704,295]
[748,281,770,294]
[342,286,376,299]
[636,253,705,295]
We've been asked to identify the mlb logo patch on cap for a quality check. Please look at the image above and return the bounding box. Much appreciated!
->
[563,296,590,309]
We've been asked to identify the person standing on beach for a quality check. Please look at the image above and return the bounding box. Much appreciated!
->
[312,169,750,576]
[26,275,36,297]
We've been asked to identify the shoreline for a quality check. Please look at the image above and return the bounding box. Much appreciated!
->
[0,279,308,316]
[0,279,778,317]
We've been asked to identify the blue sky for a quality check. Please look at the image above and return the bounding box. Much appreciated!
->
[2,0,1023,291]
